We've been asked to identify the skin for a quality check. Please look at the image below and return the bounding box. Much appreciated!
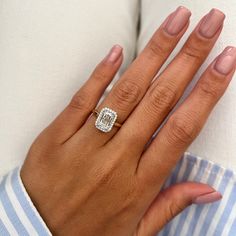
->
[20,7,235,236]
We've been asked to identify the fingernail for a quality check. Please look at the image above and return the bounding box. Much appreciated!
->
[105,45,123,63]
[164,6,191,35]
[214,46,236,75]
[199,8,225,38]
[193,191,222,204]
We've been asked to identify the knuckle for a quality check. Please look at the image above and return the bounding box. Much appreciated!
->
[148,38,169,58]
[69,91,92,111]
[112,80,142,109]
[148,83,177,114]
[93,66,109,82]
[93,70,107,81]
[197,77,221,100]
[160,191,185,223]
[181,40,205,62]
[167,113,201,145]
[166,201,184,222]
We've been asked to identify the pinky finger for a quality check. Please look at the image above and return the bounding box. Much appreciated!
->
[43,45,123,144]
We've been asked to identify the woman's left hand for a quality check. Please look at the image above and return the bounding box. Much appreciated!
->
[20,7,233,236]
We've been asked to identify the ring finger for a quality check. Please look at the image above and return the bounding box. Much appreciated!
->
[76,6,191,146]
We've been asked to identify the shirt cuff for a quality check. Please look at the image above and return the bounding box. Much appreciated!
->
[0,167,52,236]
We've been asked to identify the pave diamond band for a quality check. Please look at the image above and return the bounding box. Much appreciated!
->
[93,107,122,133]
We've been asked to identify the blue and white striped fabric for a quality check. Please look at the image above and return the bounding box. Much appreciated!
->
[0,152,236,235]
[158,152,236,236]
[0,167,51,236]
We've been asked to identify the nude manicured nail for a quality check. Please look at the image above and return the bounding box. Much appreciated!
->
[106,45,123,63]
[164,6,191,35]
[193,191,222,204]
[199,9,225,38]
[214,46,236,75]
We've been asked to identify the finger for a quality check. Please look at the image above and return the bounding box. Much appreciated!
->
[113,9,225,154]
[138,46,236,185]
[42,45,123,144]
[77,6,191,146]
[135,182,222,236]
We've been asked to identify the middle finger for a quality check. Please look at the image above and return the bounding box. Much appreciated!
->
[111,8,225,153]
[76,6,191,146]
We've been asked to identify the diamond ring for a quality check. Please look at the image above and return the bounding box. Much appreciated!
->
[93,107,122,133]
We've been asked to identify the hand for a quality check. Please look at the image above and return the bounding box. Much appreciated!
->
[21,7,235,236]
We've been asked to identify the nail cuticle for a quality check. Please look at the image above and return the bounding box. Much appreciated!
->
[214,46,236,75]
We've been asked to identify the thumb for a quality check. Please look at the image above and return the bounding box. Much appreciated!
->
[136,182,222,236]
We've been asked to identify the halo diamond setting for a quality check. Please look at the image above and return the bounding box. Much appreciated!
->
[95,107,118,133]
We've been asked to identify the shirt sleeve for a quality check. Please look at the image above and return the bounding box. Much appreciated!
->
[0,167,52,236]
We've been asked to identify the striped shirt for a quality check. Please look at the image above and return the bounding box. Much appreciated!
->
[0,167,51,235]
[0,153,236,235]
[158,153,236,236]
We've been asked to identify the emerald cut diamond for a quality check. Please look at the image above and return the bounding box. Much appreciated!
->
[95,107,117,133]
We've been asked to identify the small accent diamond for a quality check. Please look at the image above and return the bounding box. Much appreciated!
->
[95,107,118,133]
